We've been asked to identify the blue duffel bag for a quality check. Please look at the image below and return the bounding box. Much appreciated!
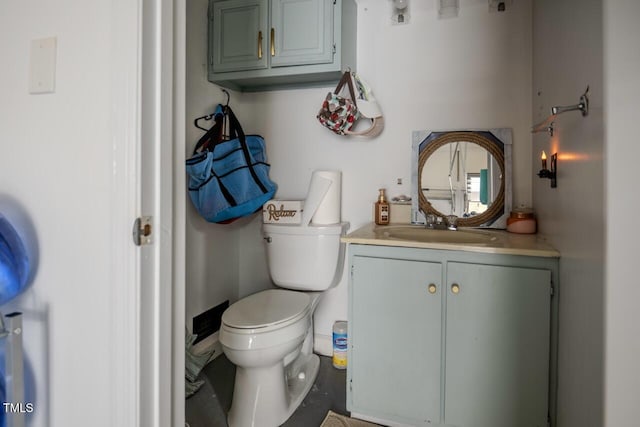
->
[186,105,277,223]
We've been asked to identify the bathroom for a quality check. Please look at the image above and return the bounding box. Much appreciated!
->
[0,0,636,426]
[183,0,603,426]
[184,0,599,426]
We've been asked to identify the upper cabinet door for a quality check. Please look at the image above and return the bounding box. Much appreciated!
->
[211,0,269,73]
[270,0,334,67]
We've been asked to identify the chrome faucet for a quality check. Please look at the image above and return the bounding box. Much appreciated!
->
[445,215,458,231]
[420,208,437,229]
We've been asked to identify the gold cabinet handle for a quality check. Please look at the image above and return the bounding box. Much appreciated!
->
[258,31,263,59]
[451,283,460,294]
[270,28,275,56]
[428,283,437,294]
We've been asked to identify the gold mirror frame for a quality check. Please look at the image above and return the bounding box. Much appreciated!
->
[414,130,511,228]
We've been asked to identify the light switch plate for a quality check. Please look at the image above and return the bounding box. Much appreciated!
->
[29,37,57,94]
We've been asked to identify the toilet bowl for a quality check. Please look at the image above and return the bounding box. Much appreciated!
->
[220,289,322,427]
[219,222,348,427]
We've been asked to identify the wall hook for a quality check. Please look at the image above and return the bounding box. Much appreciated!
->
[551,86,589,117]
[532,86,589,134]
[531,117,555,136]
[221,89,230,107]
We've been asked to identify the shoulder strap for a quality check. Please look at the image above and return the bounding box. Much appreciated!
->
[224,107,269,194]
[333,71,358,105]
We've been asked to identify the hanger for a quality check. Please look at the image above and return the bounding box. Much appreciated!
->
[193,113,216,132]
[193,89,231,131]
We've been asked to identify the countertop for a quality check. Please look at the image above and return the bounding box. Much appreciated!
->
[341,223,560,258]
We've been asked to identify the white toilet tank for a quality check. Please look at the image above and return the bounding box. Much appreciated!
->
[263,222,349,291]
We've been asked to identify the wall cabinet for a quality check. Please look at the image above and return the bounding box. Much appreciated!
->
[347,245,559,427]
[208,0,357,91]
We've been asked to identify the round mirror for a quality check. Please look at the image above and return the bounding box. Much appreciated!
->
[411,130,512,228]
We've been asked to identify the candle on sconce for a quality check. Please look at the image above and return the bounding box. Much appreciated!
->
[541,150,547,170]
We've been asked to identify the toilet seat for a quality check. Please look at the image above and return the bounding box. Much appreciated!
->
[222,289,311,334]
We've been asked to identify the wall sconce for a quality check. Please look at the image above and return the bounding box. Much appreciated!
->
[537,151,557,188]
[391,0,410,24]
[438,0,459,19]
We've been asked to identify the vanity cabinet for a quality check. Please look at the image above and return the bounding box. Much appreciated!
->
[208,0,357,91]
[347,244,558,427]
[350,256,443,424]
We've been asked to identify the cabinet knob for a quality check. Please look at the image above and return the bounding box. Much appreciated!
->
[451,283,460,294]
[258,31,263,59]
[428,283,437,294]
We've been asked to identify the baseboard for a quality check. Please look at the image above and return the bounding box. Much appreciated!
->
[192,331,223,361]
[314,333,332,357]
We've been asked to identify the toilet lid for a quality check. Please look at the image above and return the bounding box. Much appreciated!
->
[222,289,311,330]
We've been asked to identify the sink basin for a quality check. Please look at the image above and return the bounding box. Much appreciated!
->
[376,226,500,245]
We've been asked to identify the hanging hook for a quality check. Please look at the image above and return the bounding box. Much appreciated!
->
[221,89,230,107]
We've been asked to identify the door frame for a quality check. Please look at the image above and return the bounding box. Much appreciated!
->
[109,0,186,425]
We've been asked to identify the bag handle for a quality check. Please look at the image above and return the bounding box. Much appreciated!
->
[219,106,270,195]
[333,71,358,106]
[223,106,246,142]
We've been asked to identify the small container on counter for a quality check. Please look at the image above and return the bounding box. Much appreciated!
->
[374,189,390,225]
[506,208,537,234]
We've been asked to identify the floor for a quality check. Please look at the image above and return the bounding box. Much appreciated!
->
[186,353,349,427]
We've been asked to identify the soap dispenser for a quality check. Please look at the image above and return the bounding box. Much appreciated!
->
[375,188,390,225]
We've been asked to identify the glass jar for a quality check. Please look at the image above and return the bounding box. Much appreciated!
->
[506,208,537,234]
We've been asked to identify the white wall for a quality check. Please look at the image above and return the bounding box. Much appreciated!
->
[185,0,243,326]
[0,1,133,426]
[603,1,640,425]
[532,1,604,425]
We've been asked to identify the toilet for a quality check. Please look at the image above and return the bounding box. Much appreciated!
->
[219,221,349,427]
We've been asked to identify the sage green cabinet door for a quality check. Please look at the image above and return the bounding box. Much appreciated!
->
[211,0,268,73]
[270,0,334,67]
[444,263,551,427]
[351,256,442,425]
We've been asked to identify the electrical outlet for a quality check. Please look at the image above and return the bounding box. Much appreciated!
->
[29,37,57,94]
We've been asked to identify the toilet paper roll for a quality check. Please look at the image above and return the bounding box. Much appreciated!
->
[310,170,341,225]
[301,174,332,225]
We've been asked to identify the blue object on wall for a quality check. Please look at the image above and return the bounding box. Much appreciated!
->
[480,169,488,205]
[0,215,30,305]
